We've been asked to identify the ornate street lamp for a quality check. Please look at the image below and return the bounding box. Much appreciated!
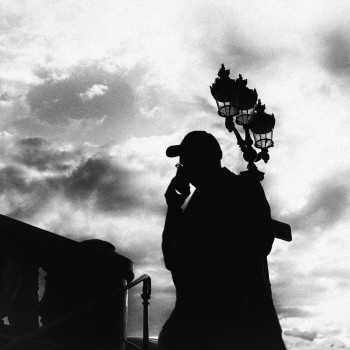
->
[210,63,291,245]
[210,64,291,296]
[210,64,275,181]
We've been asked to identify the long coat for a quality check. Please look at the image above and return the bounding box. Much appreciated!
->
[159,167,286,350]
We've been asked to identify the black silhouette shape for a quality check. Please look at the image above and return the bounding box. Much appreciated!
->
[0,215,133,349]
[159,131,286,350]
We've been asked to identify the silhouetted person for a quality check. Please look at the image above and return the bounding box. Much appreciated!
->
[158,131,286,350]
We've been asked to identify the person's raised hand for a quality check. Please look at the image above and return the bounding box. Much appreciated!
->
[165,177,190,209]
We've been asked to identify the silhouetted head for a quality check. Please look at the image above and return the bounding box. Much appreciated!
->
[166,131,222,187]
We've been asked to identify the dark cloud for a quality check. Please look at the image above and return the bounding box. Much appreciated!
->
[186,3,280,73]
[222,42,282,72]
[0,165,51,220]
[280,177,350,232]
[0,93,11,102]
[277,307,313,319]
[193,20,286,75]
[0,165,32,193]
[15,137,80,172]
[53,154,164,215]
[0,136,166,221]
[321,29,350,78]
[21,63,193,143]
[284,328,317,341]
[205,41,282,74]
[56,156,145,212]
[0,135,170,336]
[26,65,136,125]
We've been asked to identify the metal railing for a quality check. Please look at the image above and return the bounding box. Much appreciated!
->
[0,274,151,350]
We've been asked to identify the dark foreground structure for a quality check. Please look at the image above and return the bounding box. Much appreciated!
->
[0,214,151,350]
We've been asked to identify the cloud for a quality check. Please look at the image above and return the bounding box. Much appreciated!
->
[0,131,183,337]
[14,137,80,172]
[78,84,109,101]
[200,32,284,75]
[280,176,350,233]
[277,307,314,319]
[310,267,350,289]
[55,155,151,213]
[0,165,51,220]
[321,29,350,78]
[322,338,347,349]
[193,95,218,116]
[269,257,329,316]
[26,64,135,125]
[0,133,173,337]
[0,132,173,223]
[218,41,284,73]
[283,335,350,350]
[311,267,350,280]
[15,61,202,144]
[273,275,328,309]
[0,93,12,102]
[0,91,30,129]
[284,328,317,341]
[184,3,290,77]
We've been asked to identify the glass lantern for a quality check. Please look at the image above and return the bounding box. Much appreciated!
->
[250,100,275,149]
[235,75,258,126]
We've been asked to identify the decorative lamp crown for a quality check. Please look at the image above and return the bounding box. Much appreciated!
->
[250,100,275,149]
[210,64,239,118]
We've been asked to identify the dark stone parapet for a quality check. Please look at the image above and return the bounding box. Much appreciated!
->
[0,214,134,349]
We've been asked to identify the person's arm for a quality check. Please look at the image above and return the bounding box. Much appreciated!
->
[161,178,190,270]
[162,207,183,270]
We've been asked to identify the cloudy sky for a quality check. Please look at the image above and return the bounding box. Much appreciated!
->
[1,0,350,348]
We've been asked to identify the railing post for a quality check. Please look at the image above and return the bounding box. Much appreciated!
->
[141,277,151,350]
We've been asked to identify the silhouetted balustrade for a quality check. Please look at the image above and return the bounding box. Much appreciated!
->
[0,214,138,350]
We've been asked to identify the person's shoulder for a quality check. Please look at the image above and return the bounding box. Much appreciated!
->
[221,168,263,194]
[238,173,264,193]
[237,173,261,185]
[219,167,236,184]
[219,167,242,192]
[220,167,236,179]
[221,167,258,185]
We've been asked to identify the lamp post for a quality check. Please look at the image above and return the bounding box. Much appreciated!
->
[210,64,291,241]
[210,64,292,295]
[210,64,275,181]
